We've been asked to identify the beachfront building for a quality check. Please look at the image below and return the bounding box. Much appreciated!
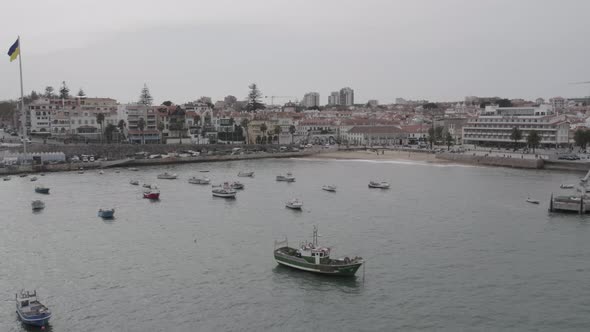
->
[125,104,160,144]
[343,126,404,146]
[462,105,570,147]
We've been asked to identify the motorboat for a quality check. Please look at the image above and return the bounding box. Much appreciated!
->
[238,171,254,177]
[129,180,139,185]
[230,181,244,190]
[286,198,303,210]
[3,176,11,181]
[31,200,45,210]
[212,183,237,198]
[526,198,540,204]
[276,172,295,182]
[15,290,51,327]
[368,181,390,189]
[34,186,50,194]
[143,188,160,200]
[128,167,139,171]
[30,176,38,182]
[98,208,115,219]
[142,183,152,188]
[560,184,575,189]
[322,185,337,192]
[188,177,211,185]
[157,172,177,180]
[98,170,104,175]
[19,174,28,178]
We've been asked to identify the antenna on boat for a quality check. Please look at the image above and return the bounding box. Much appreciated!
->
[312,225,318,247]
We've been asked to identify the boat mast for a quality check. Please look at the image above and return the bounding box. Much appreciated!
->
[313,225,318,247]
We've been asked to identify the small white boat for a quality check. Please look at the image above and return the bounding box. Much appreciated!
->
[129,180,139,185]
[78,169,84,174]
[19,174,28,178]
[368,181,390,189]
[230,181,244,190]
[238,171,254,177]
[115,170,120,173]
[128,167,139,171]
[199,170,210,173]
[157,172,177,180]
[212,183,237,198]
[276,172,295,182]
[31,200,45,210]
[143,183,153,188]
[322,185,337,192]
[98,208,115,219]
[98,170,104,175]
[30,176,38,182]
[526,198,540,204]
[3,176,11,181]
[188,177,210,185]
[560,184,575,189]
[286,198,303,210]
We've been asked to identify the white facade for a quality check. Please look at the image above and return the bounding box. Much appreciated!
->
[303,92,320,108]
[328,92,340,106]
[339,87,354,106]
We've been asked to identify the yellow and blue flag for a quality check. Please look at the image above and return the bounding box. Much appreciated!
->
[7,38,19,62]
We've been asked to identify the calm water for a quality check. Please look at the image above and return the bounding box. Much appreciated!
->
[1,158,590,331]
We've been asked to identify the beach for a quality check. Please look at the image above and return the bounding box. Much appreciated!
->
[311,149,442,163]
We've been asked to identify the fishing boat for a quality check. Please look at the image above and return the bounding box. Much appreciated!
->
[34,186,50,194]
[199,170,210,173]
[142,183,152,188]
[230,181,244,190]
[15,290,51,327]
[238,171,254,177]
[212,183,237,198]
[98,208,115,219]
[276,172,295,182]
[188,176,210,185]
[157,172,177,180]
[3,176,11,181]
[129,180,139,185]
[286,198,303,210]
[143,188,160,200]
[30,176,38,182]
[560,184,575,189]
[526,198,540,204]
[31,200,45,210]
[322,185,337,192]
[368,181,390,189]
[274,226,364,276]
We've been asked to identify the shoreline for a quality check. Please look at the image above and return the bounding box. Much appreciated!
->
[308,150,443,163]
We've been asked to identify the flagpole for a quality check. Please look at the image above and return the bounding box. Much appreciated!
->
[17,36,27,156]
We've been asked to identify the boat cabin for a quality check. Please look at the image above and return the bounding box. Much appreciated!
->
[297,242,331,264]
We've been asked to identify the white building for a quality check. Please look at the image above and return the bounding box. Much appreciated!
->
[328,92,340,106]
[303,92,320,108]
[462,105,569,147]
[339,87,354,106]
[550,97,566,111]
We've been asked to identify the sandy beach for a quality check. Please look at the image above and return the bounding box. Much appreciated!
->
[310,149,443,163]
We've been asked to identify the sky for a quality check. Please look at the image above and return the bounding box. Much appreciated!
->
[0,0,589,105]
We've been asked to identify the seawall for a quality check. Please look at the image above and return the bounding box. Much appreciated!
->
[436,152,544,169]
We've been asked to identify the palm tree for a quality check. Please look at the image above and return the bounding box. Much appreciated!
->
[260,122,267,144]
[527,130,540,153]
[96,113,105,143]
[241,118,249,144]
[138,117,146,144]
[274,125,282,145]
[289,125,296,144]
[117,119,126,143]
[229,117,235,143]
[105,124,116,143]
[510,127,522,151]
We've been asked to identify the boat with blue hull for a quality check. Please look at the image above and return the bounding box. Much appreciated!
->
[34,186,50,194]
[16,290,51,327]
[98,208,115,219]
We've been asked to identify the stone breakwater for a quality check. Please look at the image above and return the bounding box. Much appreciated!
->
[436,152,544,169]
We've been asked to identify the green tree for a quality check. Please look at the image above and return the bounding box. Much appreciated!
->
[510,127,523,150]
[59,81,70,99]
[241,118,250,144]
[260,122,268,143]
[574,129,585,148]
[527,130,541,153]
[139,84,153,106]
[117,119,126,142]
[161,101,173,106]
[44,86,55,98]
[104,123,116,143]
[194,114,201,126]
[96,113,105,143]
[289,125,296,144]
[274,125,282,145]
[434,126,444,141]
[423,102,438,110]
[138,117,146,144]
[428,127,435,148]
[497,99,512,107]
[246,83,265,112]
[445,132,454,150]
[77,88,86,97]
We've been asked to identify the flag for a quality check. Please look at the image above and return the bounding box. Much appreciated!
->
[7,38,19,62]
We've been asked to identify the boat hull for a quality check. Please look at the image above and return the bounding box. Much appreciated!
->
[98,210,115,218]
[35,188,50,194]
[274,250,362,276]
[16,310,51,327]
[143,193,160,200]
[212,192,236,198]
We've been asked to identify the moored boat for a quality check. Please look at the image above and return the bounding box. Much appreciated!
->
[188,176,210,185]
[128,167,139,171]
[129,180,139,185]
[322,185,337,192]
[368,181,390,189]
[238,171,254,177]
[526,197,540,204]
[34,186,50,194]
[99,170,104,175]
[3,176,11,181]
[560,184,575,189]
[212,183,237,198]
[15,290,51,327]
[143,188,160,200]
[31,200,45,210]
[157,172,177,180]
[142,183,152,188]
[276,172,295,182]
[230,181,244,190]
[286,198,303,210]
[274,226,363,276]
[19,174,28,178]
[30,176,38,182]
[98,208,115,219]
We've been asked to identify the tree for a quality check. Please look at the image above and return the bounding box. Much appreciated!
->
[224,95,237,107]
[241,118,250,144]
[428,127,435,148]
[104,124,116,143]
[197,96,212,105]
[260,122,267,143]
[44,86,55,98]
[139,84,153,106]
[574,129,589,149]
[510,127,522,150]
[194,114,201,126]
[161,101,173,106]
[157,122,165,133]
[30,90,40,101]
[273,125,282,145]
[229,117,235,142]
[289,125,296,144]
[246,83,265,112]
[169,118,185,144]
[77,88,86,97]
[138,117,146,144]
[204,112,211,125]
[423,102,438,110]
[434,126,444,141]
[527,130,541,153]
[497,99,512,107]
[445,132,454,151]
[117,119,126,142]
[59,81,70,99]
[96,113,105,143]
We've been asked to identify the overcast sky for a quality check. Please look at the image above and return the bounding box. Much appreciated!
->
[1,0,589,105]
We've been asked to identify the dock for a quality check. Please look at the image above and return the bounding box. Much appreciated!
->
[549,193,590,214]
